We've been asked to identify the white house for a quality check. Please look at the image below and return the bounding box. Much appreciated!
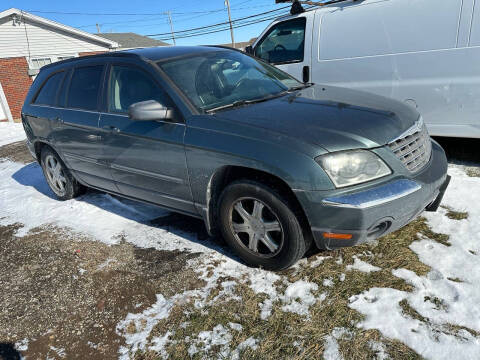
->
[0,8,118,122]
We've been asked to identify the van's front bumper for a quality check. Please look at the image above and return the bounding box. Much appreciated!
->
[295,141,449,250]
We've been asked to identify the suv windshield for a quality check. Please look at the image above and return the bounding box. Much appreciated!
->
[158,50,303,112]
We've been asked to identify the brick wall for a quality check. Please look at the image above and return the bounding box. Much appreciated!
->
[0,57,32,122]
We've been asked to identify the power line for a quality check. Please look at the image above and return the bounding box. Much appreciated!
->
[145,6,290,37]
[153,4,316,42]
[74,4,278,30]
[155,12,290,41]
[27,8,229,16]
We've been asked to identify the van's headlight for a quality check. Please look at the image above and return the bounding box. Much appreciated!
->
[316,150,391,188]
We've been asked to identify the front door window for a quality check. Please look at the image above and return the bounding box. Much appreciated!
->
[254,17,306,64]
[108,65,171,113]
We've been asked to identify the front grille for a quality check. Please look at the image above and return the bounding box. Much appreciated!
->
[388,121,432,173]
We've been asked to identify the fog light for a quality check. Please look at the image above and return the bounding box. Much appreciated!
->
[323,232,353,240]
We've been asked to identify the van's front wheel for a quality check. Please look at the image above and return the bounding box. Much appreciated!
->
[218,180,306,270]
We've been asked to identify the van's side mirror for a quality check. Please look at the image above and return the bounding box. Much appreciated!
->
[245,45,254,55]
[128,100,173,121]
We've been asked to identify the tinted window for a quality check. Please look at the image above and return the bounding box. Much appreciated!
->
[255,18,306,64]
[108,65,170,113]
[67,66,104,110]
[33,72,64,106]
[57,69,71,107]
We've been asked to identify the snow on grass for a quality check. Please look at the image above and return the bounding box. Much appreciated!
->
[187,325,258,360]
[346,255,381,273]
[117,294,177,359]
[368,340,388,360]
[350,165,480,360]
[0,122,25,147]
[281,280,321,316]
[323,328,352,360]
[15,338,29,351]
[310,255,331,268]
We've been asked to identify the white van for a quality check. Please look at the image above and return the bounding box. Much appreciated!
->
[248,0,480,138]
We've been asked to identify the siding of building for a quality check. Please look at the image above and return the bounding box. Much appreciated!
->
[0,17,110,59]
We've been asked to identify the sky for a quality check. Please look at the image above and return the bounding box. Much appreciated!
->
[3,0,292,46]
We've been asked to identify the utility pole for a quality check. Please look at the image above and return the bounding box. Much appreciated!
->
[225,0,235,48]
[166,11,176,46]
[96,23,101,33]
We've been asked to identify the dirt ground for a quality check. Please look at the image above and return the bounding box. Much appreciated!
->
[0,141,206,359]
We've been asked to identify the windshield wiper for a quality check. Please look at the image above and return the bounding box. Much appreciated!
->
[288,83,313,92]
[206,92,288,113]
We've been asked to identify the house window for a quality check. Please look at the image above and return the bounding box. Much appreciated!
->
[57,56,75,61]
[30,57,52,70]
[28,54,78,78]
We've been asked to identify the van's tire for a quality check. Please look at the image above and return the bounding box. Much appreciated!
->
[218,180,306,271]
[40,147,85,201]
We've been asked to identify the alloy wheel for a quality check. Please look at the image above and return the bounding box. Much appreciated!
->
[44,155,67,197]
[229,197,284,257]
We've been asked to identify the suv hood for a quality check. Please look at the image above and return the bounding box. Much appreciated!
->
[214,84,420,152]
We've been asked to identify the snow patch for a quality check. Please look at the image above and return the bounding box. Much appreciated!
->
[349,164,480,360]
[368,340,389,360]
[346,256,380,273]
[0,122,26,147]
[117,294,176,359]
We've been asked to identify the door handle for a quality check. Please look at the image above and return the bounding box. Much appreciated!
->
[302,66,310,83]
[102,125,120,133]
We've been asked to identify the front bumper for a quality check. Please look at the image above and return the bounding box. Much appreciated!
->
[295,141,449,250]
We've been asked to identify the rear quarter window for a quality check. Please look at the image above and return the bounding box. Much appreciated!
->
[32,71,64,106]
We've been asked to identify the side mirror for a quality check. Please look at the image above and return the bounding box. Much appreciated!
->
[128,100,173,121]
[245,45,254,55]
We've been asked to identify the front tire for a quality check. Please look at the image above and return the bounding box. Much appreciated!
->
[40,147,85,201]
[218,180,306,271]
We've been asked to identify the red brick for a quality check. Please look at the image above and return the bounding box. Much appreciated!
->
[0,57,33,122]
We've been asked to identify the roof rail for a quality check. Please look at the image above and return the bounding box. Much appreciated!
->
[275,0,360,15]
[41,51,139,70]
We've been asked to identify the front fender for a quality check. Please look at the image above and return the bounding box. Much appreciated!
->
[184,116,334,208]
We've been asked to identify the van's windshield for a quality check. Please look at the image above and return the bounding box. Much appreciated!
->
[158,50,304,112]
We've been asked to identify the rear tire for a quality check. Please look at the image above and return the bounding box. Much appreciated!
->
[40,147,85,201]
[218,180,306,271]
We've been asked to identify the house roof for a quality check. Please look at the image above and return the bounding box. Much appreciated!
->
[96,33,169,49]
[0,8,119,48]
[219,38,257,50]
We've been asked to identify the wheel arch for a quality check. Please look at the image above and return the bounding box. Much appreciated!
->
[34,140,52,163]
[204,165,313,245]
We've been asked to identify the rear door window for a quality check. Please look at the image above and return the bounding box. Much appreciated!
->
[254,18,306,64]
[33,71,64,106]
[67,65,104,111]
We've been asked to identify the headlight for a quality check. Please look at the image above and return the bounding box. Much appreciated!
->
[316,150,391,188]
